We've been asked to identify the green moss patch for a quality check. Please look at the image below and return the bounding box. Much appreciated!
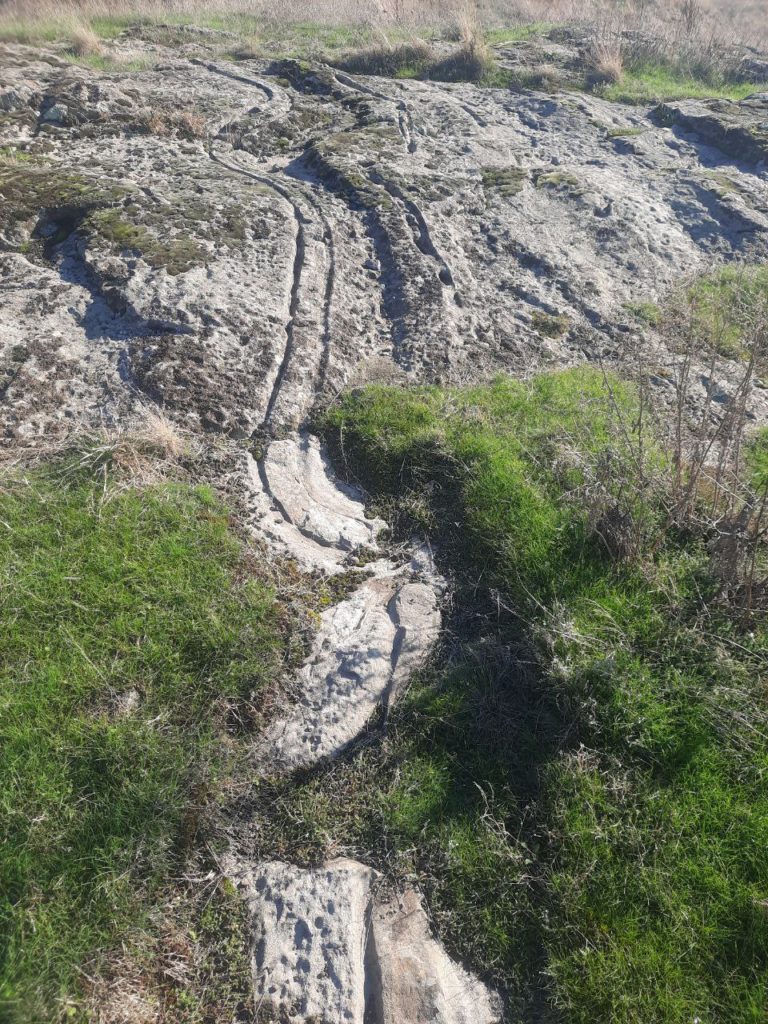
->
[624,300,662,327]
[481,166,528,197]
[600,66,764,105]
[531,309,570,337]
[0,164,253,273]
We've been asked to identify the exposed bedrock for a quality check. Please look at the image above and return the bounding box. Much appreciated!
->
[230,858,502,1024]
[245,432,443,770]
[2,42,768,442]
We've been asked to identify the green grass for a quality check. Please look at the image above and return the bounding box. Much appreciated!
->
[601,65,764,104]
[319,368,768,1022]
[486,22,553,45]
[685,264,768,361]
[0,444,287,1021]
[62,53,153,71]
[624,300,662,327]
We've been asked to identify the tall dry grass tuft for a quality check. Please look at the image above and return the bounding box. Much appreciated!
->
[588,38,623,84]
[138,408,187,461]
[69,23,103,56]
[430,7,494,81]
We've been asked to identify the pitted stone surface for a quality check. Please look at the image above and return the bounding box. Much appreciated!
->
[2,39,768,444]
[231,858,501,1024]
[236,859,375,1023]
[257,572,441,770]
[246,433,387,574]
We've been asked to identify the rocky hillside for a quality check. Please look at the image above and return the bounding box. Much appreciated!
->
[1,18,767,1024]
[2,29,768,440]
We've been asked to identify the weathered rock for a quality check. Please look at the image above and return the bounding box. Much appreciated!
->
[2,39,768,442]
[657,95,768,166]
[231,858,501,1024]
[370,887,499,1024]
[244,432,442,769]
[246,433,386,574]
[257,572,441,770]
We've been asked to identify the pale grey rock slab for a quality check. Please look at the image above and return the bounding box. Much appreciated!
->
[256,573,441,770]
[245,433,387,574]
[245,433,443,769]
[370,887,501,1024]
[230,858,501,1024]
[235,858,376,1024]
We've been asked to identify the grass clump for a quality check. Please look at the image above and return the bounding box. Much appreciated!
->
[531,310,569,337]
[0,442,287,1021]
[335,16,496,84]
[683,264,768,362]
[67,23,103,57]
[624,299,662,326]
[336,37,432,78]
[481,165,528,197]
[599,64,762,104]
[319,367,768,1022]
[429,14,494,83]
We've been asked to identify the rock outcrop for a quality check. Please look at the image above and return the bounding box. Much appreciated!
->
[231,858,501,1024]
[247,432,443,770]
[3,27,768,1021]
[2,38,768,442]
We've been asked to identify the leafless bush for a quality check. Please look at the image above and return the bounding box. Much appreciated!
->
[601,267,768,609]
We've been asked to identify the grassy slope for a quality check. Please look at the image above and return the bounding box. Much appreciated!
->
[2,11,765,101]
[0,448,285,1021]
[320,368,768,1023]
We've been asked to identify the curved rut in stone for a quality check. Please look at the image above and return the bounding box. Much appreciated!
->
[208,145,336,426]
[235,432,501,1022]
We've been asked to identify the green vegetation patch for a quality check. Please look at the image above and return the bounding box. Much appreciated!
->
[606,125,646,138]
[85,206,207,275]
[481,165,528,197]
[531,309,570,337]
[0,164,252,273]
[624,299,662,327]
[685,264,768,361]
[63,52,153,72]
[0,164,127,251]
[533,169,586,196]
[599,65,763,105]
[316,369,768,1022]
[0,445,287,1020]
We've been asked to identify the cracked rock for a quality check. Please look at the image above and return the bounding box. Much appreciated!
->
[231,858,501,1024]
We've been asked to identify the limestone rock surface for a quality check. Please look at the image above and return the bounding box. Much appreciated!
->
[231,858,502,1024]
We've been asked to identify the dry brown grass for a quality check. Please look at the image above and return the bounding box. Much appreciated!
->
[138,108,208,139]
[137,408,187,460]
[588,39,623,85]
[429,8,495,80]
[337,35,432,75]
[230,33,260,59]
[0,0,763,75]
[69,22,103,56]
